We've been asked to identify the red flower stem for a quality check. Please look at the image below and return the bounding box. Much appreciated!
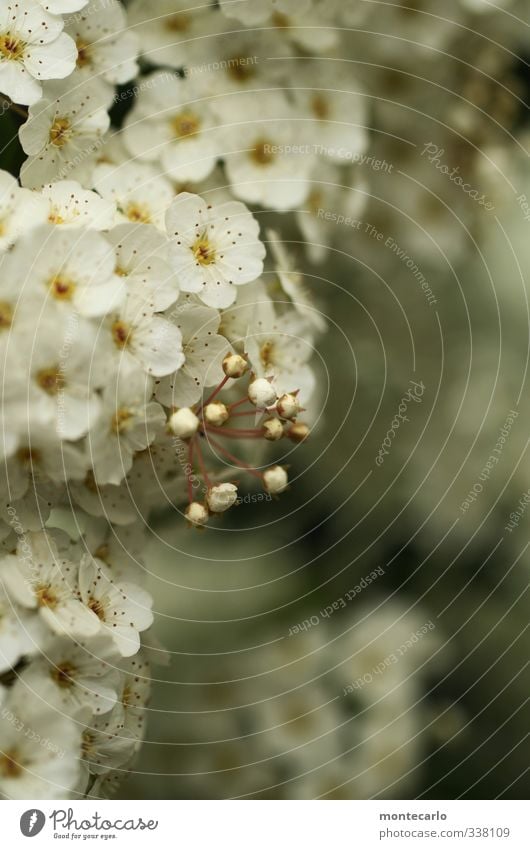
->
[205,426,264,438]
[187,439,195,503]
[227,397,253,412]
[195,437,212,488]
[205,436,263,480]
[228,410,268,418]
[201,375,230,408]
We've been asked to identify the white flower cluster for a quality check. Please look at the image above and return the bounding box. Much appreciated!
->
[1,0,521,802]
[0,0,332,799]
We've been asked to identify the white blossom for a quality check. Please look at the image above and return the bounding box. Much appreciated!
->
[40,179,116,229]
[166,192,265,308]
[0,683,82,798]
[123,71,220,183]
[20,80,110,189]
[78,556,154,657]
[0,0,77,106]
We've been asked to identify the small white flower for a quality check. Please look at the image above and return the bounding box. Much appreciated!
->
[166,192,265,308]
[128,0,216,70]
[78,556,154,657]
[0,584,44,674]
[81,518,149,586]
[185,501,208,527]
[245,310,316,401]
[114,652,150,739]
[40,179,116,229]
[0,430,87,505]
[219,0,311,26]
[207,483,238,513]
[103,288,185,378]
[168,407,200,440]
[0,169,48,250]
[26,307,103,440]
[222,352,248,379]
[203,402,229,427]
[79,704,137,789]
[123,71,220,183]
[154,298,230,407]
[1,531,101,638]
[93,160,174,231]
[0,684,81,798]
[276,392,301,420]
[292,65,368,163]
[216,92,316,210]
[87,365,165,486]
[294,163,367,265]
[106,222,179,312]
[65,0,139,88]
[267,228,326,330]
[20,80,110,189]
[19,635,121,716]
[248,377,277,408]
[263,465,288,494]
[13,225,120,317]
[0,0,77,106]
[262,417,284,441]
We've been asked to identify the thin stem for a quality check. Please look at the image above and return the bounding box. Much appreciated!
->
[205,425,264,438]
[0,96,28,119]
[205,436,263,480]
[227,396,253,412]
[201,375,229,408]
[228,410,269,418]
[187,439,195,503]
[195,436,212,488]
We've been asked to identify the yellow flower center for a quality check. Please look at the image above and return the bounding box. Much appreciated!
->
[16,447,41,468]
[36,366,62,396]
[272,12,290,28]
[311,94,329,120]
[0,300,13,329]
[76,38,91,68]
[171,111,201,139]
[0,34,25,61]
[251,139,275,166]
[260,341,276,368]
[227,57,256,83]
[0,750,23,778]
[124,201,152,223]
[49,117,72,148]
[49,274,76,301]
[35,584,59,609]
[111,407,133,434]
[165,13,190,32]
[192,236,216,266]
[87,596,106,621]
[111,319,131,349]
[82,731,96,757]
[51,661,78,689]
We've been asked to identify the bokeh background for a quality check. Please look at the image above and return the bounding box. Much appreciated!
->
[2,0,526,800]
[108,2,530,799]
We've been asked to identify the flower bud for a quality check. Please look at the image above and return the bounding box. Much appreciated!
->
[288,422,310,442]
[263,465,288,494]
[204,402,229,426]
[185,502,209,527]
[207,483,238,513]
[263,418,284,441]
[248,378,276,408]
[168,407,199,439]
[276,392,301,420]
[222,353,248,379]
